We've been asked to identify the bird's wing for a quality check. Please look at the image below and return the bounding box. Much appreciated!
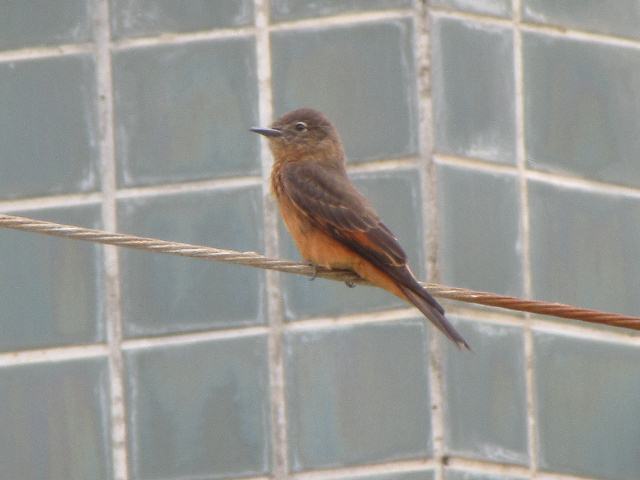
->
[281,161,467,347]
[280,161,407,269]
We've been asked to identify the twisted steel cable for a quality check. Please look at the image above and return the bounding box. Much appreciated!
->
[1,213,638,332]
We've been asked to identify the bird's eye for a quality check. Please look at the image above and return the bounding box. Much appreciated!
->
[294,121,307,132]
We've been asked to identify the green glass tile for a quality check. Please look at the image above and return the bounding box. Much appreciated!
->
[432,17,516,164]
[0,0,91,50]
[431,0,511,16]
[524,0,640,39]
[535,332,640,479]
[285,319,432,470]
[0,55,99,199]
[125,335,271,479]
[271,19,418,162]
[0,358,111,480]
[528,180,640,316]
[0,205,104,352]
[271,0,413,22]
[443,318,528,465]
[113,38,260,187]
[118,187,265,337]
[279,169,426,320]
[437,165,522,297]
[110,0,253,39]
[524,33,640,187]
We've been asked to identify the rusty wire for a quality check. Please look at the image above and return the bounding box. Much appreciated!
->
[1,213,638,332]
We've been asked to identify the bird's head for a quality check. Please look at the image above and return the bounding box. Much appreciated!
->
[251,108,345,166]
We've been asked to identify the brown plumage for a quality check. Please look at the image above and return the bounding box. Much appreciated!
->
[252,108,469,349]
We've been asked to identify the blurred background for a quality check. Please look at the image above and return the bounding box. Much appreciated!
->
[0,1,639,479]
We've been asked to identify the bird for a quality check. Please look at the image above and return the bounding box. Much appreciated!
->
[251,108,469,349]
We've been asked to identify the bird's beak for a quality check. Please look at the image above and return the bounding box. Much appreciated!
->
[250,127,283,138]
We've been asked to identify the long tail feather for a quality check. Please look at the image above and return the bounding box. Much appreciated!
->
[400,284,470,350]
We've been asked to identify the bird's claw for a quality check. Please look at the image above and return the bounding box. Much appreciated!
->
[345,279,356,288]
[307,262,318,281]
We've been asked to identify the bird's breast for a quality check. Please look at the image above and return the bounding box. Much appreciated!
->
[271,183,354,270]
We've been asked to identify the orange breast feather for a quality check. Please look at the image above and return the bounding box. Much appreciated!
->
[277,193,406,299]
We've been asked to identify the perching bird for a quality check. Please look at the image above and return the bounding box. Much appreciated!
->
[252,108,469,349]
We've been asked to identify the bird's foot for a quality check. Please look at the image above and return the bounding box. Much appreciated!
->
[307,262,318,281]
[344,279,357,288]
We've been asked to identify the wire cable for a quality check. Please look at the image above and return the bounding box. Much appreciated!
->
[1,213,638,331]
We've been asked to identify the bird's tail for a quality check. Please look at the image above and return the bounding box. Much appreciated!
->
[350,260,469,349]
[399,283,470,350]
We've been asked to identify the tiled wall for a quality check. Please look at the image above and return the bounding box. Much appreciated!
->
[0,1,639,480]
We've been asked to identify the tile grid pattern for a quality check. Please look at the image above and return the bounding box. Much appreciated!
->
[430,3,640,480]
[0,1,639,480]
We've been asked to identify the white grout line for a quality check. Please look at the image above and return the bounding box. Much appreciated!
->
[0,10,417,62]
[122,326,269,350]
[513,0,530,326]
[286,456,602,480]
[520,22,640,51]
[520,95,537,480]
[428,294,448,480]
[0,10,415,65]
[0,344,108,367]
[431,6,640,51]
[436,153,640,200]
[50,455,593,480]
[291,459,435,480]
[0,43,93,63]
[445,456,531,478]
[434,153,519,176]
[286,307,418,331]
[113,10,415,50]
[526,170,640,200]
[0,157,428,214]
[535,471,604,480]
[430,7,513,28]
[512,1,537,478]
[3,152,640,216]
[421,5,449,480]
[1,304,635,369]
[437,152,640,199]
[441,302,640,345]
[115,175,263,200]
[0,7,638,64]
[444,303,526,325]
[0,176,264,213]
[227,477,271,480]
[269,9,413,32]
[0,192,103,213]
[254,1,289,479]
[347,156,419,174]
[111,26,255,51]
[531,321,640,346]
[94,1,129,478]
